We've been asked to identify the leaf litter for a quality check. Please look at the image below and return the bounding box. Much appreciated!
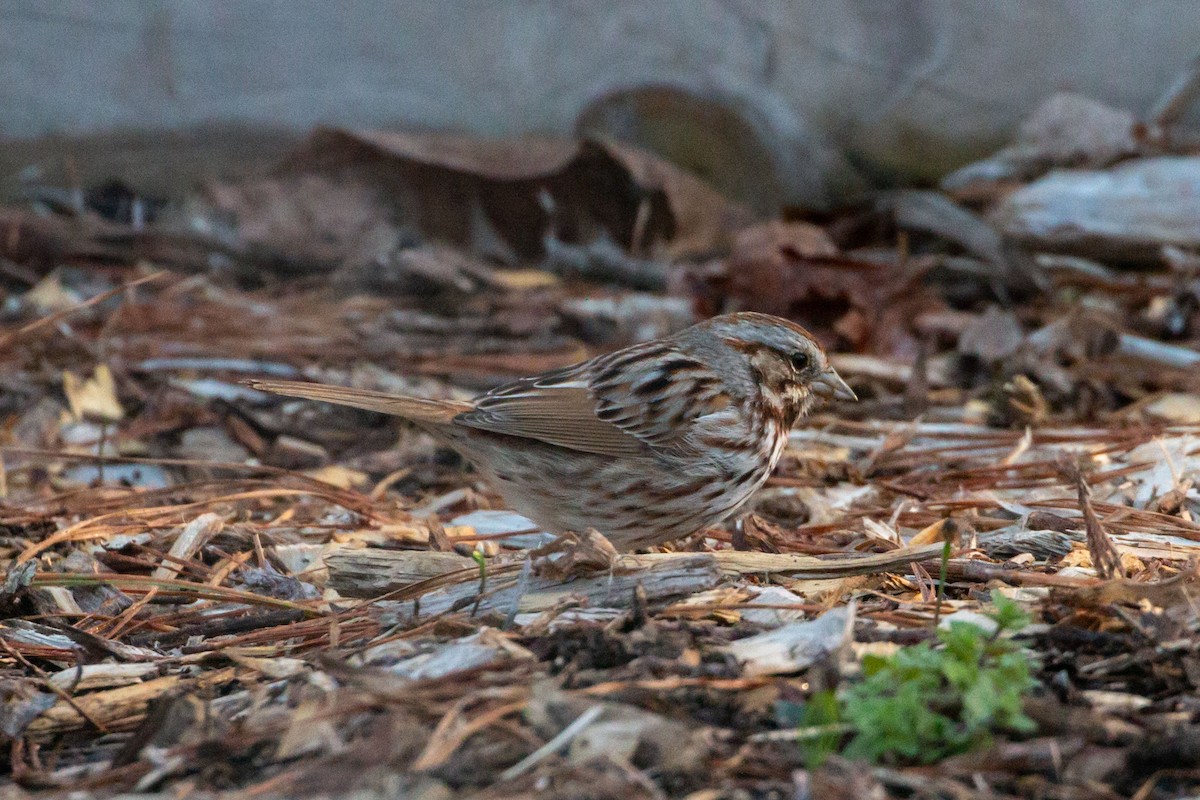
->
[1,113,1200,799]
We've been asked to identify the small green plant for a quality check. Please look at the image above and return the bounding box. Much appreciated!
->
[784,591,1037,766]
[842,591,1036,763]
[469,548,488,615]
[785,689,845,770]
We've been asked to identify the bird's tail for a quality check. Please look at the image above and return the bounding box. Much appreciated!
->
[244,380,471,424]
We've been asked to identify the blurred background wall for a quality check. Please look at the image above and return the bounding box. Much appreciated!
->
[4,0,1199,211]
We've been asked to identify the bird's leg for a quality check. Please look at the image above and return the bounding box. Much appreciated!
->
[731,515,751,551]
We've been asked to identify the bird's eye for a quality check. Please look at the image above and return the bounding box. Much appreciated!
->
[790,352,811,371]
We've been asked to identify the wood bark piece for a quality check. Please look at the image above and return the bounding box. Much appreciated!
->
[724,603,855,676]
[47,662,160,692]
[326,549,475,597]
[331,538,990,610]
[151,512,223,581]
[889,190,1024,287]
[979,527,1074,561]
[993,157,1200,262]
[390,628,534,682]
[377,554,721,621]
[25,667,239,738]
[687,540,965,578]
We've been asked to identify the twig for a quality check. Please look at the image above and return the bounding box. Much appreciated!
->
[1149,52,1200,129]
[499,704,605,781]
[31,572,323,617]
[1117,332,1200,369]
[0,639,110,734]
[503,558,533,630]
[0,270,166,351]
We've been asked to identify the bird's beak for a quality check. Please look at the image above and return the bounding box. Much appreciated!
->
[811,368,857,402]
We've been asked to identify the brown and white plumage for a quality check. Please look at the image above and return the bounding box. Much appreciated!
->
[246,312,855,550]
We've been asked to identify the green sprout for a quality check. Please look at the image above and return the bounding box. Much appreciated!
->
[786,591,1037,766]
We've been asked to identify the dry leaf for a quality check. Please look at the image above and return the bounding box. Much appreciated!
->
[673,220,942,356]
[305,465,369,489]
[205,127,753,276]
[24,272,83,314]
[908,518,963,547]
[62,364,123,423]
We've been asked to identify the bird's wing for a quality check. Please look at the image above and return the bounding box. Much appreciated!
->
[453,362,650,458]
[454,343,733,458]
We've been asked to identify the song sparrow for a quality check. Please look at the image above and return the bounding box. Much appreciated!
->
[247,312,855,550]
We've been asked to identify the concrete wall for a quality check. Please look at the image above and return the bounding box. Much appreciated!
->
[3,1,1198,207]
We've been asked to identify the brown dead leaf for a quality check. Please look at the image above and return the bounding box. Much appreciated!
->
[530,529,622,580]
[205,128,752,278]
[0,209,141,276]
[673,220,942,356]
[1057,560,1199,608]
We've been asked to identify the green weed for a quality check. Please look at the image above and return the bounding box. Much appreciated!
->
[784,591,1037,766]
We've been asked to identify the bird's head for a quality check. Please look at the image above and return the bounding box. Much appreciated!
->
[698,312,856,426]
